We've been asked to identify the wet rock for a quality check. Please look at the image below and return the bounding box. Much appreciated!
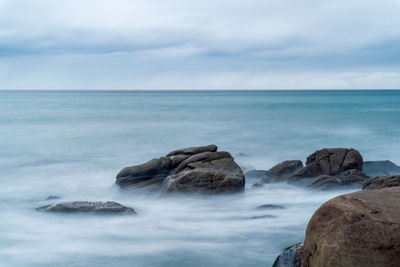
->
[251,183,264,189]
[256,204,285,210]
[288,148,363,183]
[46,195,60,200]
[340,169,370,185]
[36,201,136,215]
[116,145,245,194]
[264,160,303,183]
[363,160,400,177]
[307,175,340,190]
[273,243,303,267]
[362,175,400,190]
[302,187,400,267]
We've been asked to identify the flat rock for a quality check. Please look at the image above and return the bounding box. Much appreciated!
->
[302,187,400,267]
[363,160,400,177]
[362,175,400,190]
[116,145,245,194]
[256,204,285,210]
[36,201,136,215]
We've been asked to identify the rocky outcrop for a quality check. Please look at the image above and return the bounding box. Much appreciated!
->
[288,148,363,183]
[362,175,400,190]
[340,169,370,185]
[363,160,400,177]
[263,160,303,183]
[36,201,136,215]
[307,175,340,190]
[273,243,303,267]
[302,187,400,267]
[116,145,245,194]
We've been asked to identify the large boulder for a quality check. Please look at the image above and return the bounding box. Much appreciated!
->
[36,201,136,215]
[302,187,400,267]
[363,160,400,177]
[362,175,400,190]
[288,148,363,183]
[116,145,245,194]
[263,160,303,183]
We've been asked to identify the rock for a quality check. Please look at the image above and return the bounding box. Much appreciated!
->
[249,214,277,219]
[251,183,264,189]
[362,175,400,190]
[46,195,60,200]
[340,169,370,185]
[302,187,400,267]
[273,243,303,267]
[288,148,363,182]
[36,201,136,215]
[245,170,268,179]
[307,175,340,190]
[116,145,245,194]
[256,204,285,210]
[264,160,303,183]
[363,160,400,177]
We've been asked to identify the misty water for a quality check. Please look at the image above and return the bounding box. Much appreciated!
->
[1,90,400,266]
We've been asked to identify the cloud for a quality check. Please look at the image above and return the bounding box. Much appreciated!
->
[0,0,399,89]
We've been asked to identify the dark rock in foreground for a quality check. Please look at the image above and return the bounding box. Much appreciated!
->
[264,160,303,183]
[288,148,363,183]
[273,243,303,267]
[116,144,245,194]
[302,187,400,267]
[362,175,400,190]
[363,160,400,177]
[36,201,136,215]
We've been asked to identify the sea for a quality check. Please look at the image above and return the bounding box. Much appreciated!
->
[1,90,399,267]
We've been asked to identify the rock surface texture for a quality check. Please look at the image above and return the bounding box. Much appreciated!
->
[116,145,245,194]
[362,175,400,190]
[36,201,136,214]
[288,148,363,183]
[263,160,303,183]
[274,243,303,267]
[302,187,400,267]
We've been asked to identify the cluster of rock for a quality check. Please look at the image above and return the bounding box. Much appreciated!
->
[115,144,245,194]
[274,174,400,267]
[247,148,374,190]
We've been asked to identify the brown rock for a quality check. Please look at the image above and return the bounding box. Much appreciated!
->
[264,160,303,183]
[307,175,340,190]
[341,169,370,185]
[302,187,400,267]
[362,175,400,190]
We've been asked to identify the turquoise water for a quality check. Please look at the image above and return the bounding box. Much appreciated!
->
[0,90,399,266]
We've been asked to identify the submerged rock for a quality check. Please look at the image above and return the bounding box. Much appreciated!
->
[251,183,264,189]
[116,144,245,194]
[264,160,303,183]
[273,243,303,267]
[249,214,277,220]
[302,187,400,267]
[46,195,60,200]
[363,160,400,177]
[256,204,285,210]
[288,148,363,183]
[362,174,400,190]
[36,201,136,215]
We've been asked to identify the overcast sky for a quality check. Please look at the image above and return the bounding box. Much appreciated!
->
[0,0,399,89]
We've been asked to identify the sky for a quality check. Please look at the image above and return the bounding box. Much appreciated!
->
[0,0,399,90]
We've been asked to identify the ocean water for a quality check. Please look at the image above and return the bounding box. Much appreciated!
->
[0,90,399,267]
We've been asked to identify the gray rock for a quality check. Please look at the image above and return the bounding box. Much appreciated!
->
[46,195,60,200]
[264,160,303,183]
[116,145,245,194]
[307,175,340,190]
[256,204,285,210]
[245,170,268,179]
[363,160,400,177]
[249,214,277,219]
[340,169,370,185]
[288,148,363,183]
[362,175,400,190]
[273,243,303,267]
[36,201,136,215]
[251,183,264,189]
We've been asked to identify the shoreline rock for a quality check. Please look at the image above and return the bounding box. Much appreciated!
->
[362,175,400,190]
